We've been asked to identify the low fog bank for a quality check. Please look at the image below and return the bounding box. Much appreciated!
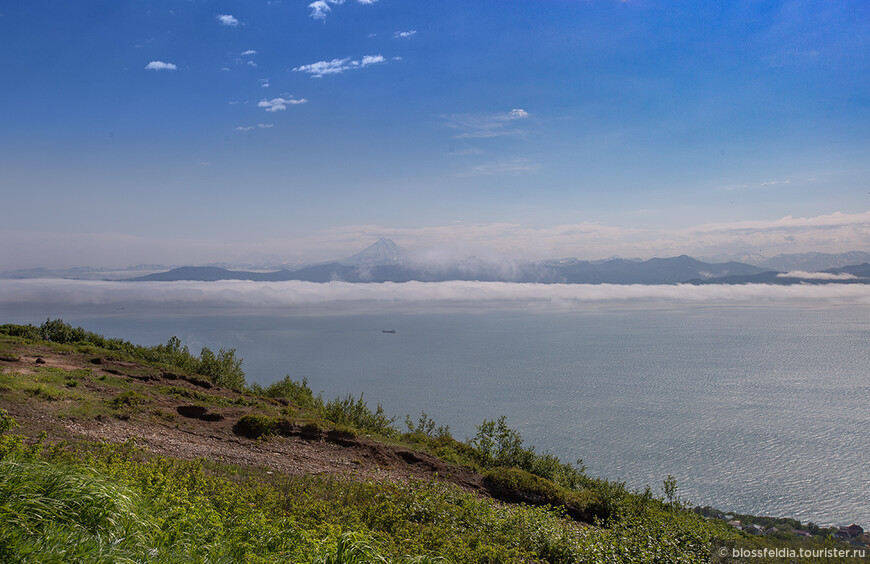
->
[3,279,870,315]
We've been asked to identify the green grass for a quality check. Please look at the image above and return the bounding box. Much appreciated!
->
[0,406,757,564]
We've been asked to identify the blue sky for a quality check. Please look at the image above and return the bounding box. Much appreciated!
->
[2,0,869,269]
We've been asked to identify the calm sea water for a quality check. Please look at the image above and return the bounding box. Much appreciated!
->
[6,300,869,526]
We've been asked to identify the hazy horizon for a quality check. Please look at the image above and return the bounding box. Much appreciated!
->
[3,221,870,274]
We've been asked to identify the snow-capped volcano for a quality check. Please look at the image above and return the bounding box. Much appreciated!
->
[339,238,409,267]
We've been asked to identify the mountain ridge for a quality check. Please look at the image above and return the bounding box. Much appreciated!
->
[5,239,870,285]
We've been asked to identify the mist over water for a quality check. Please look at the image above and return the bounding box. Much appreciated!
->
[3,280,869,527]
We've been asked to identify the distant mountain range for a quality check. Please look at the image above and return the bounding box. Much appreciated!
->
[127,239,870,286]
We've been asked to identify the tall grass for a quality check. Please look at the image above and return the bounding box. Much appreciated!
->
[0,458,152,563]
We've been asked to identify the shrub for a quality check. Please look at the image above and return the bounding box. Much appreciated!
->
[233,414,277,439]
[405,411,450,439]
[256,375,317,407]
[197,346,245,390]
[0,324,41,341]
[320,393,397,437]
[470,416,586,488]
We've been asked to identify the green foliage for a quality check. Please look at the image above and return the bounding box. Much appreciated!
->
[0,410,18,434]
[320,393,397,437]
[108,390,147,409]
[233,414,278,439]
[405,411,450,438]
[470,416,587,489]
[0,319,248,390]
[312,531,389,564]
[662,474,682,507]
[197,346,245,390]
[250,376,398,437]
[0,324,41,341]
[0,414,756,564]
[253,375,318,407]
[25,384,62,401]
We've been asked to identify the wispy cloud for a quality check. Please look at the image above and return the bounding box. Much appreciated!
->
[235,124,274,132]
[257,97,308,112]
[778,271,857,281]
[241,50,257,56]
[292,55,385,77]
[145,61,177,71]
[467,158,539,176]
[217,14,239,27]
[442,108,530,138]
[309,0,377,20]
[721,178,792,192]
[259,79,271,88]
[393,30,416,39]
[309,0,343,20]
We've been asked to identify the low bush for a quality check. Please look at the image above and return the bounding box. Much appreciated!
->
[233,414,277,439]
[252,375,318,407]
[320,393,397,437]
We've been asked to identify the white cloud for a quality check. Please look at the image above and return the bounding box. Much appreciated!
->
[3,279,869,314]
[257,97,308,112]
[393,30,416,39]
[778,271,858,281]
[293,54,385,77]
[236,124,274,131]
[308,0,343,20]
[145,61,177,71]
[241,50,257,56]
[361,55,384,66]
[259,79,271,88]
[309,0,376,20]
[217,14,239,26]
[442,109,531,138]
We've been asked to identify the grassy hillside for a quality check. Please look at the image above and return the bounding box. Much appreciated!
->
[0,320,862,563]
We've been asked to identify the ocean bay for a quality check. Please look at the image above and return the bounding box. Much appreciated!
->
[4,280,869,527]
